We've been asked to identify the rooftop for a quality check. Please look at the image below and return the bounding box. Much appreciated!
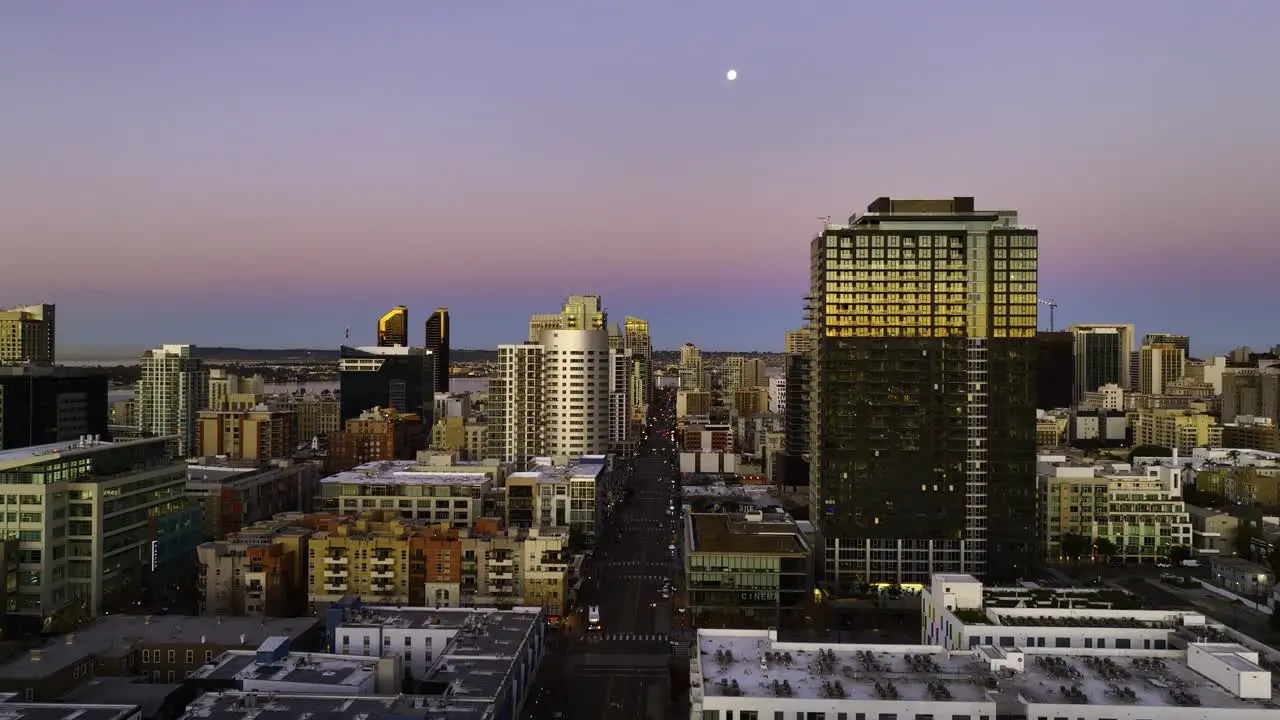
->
[338,606,542,702]
[322,460,491,487]
[192,649,375,689]
[688,512,807,555]
[696,630,1280,711]
[0,615,319,680]
[508,456,605,484]
[0,435,114,469]
[0,697,138,720]
[178,691,487,720]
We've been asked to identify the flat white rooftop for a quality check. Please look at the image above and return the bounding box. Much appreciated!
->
[192,649,376,688]
[508,457,604,483]
[696,630,1280,711]
[321,460,490,486]
[0,437,114,467]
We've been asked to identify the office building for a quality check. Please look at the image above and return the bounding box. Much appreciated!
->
[1039,455,1191,562]
[784,328,813,355]
[0,365,108,450]
[808,197,1038,585]
[136,344,208,457]
[683,511,812,629]
[542,328,610,458]
[195,404,297,461]
[487,343,546,467]
[280,391,341,441]
[1035,330,1074,409]
[1140,342,1188,395]
[778,353,811,488]
[679,343,706,391]
[207,368,264,411]
[624,316,653,412]
[1070,324,1135,401]
[337,345,434,424]
[376,305,409,347]
[0,436,196,627]
[0,303,55,365]
[186,458,320,539]
[1146,332,1191,357]
[1222,416,1280,453]
[424,307,450,392]
[1222,367,1280,425]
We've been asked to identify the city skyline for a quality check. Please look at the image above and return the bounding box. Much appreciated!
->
[4,2,1279,352]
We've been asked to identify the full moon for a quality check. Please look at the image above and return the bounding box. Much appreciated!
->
[726,69,738,81]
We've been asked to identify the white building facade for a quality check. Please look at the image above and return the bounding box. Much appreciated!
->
[136,344,208,456]
[540,329,610,459]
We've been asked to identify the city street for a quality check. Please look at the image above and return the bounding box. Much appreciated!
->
[524,389,681,720]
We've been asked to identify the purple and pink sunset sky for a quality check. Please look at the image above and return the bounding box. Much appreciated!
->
[3,1,1279,355]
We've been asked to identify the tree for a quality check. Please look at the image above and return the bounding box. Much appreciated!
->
[1061,533,1092,563]
[1127,445,1173,464]
[1169,545,1192,565]
[1093,537,1118,560]
[568,524,587,551]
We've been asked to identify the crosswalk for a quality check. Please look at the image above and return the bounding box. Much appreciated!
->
[616,573,671,581]
[589,633,669,642]
[609,560,669,567]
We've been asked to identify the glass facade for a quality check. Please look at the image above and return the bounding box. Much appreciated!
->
[0,370,109,451]
[425,309,450,393]
[338,346,434,424]
[809,198,1039,586]
[687,552,809,627]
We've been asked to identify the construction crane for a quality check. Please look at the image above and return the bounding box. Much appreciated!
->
[1037,298,1059,331]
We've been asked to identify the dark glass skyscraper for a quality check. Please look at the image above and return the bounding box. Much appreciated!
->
[377,306,409,347]
[338,346,434,428]
[809,197,1039,586]
[0,366,108,450]
[1036,331,1075,409]
[425,308,450,393]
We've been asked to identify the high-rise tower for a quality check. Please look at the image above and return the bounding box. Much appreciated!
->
[623,317,653,412]
[377,306,409,347]
[809,196,1039,585]
[425,308,450,393]
[136,344,208,456]
[0,303,56,365]
[1069,324,1135,402]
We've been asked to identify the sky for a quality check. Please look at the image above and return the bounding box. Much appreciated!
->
[3,2,1279,355]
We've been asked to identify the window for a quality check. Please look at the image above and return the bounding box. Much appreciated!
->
[205,651,213,662]
[186,649,194,663]
[1115,638,1131,649]
[167,649,176,663]
[142,650,151,663]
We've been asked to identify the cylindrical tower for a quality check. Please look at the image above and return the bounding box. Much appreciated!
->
[540,328,610,457]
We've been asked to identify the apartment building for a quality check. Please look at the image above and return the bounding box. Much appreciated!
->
[206,369,265,411]
[325,407,428,472]
[0,436,198,628]
[1196,465,1280,507]
[541,328,610,459]
[446,525,569,614]
[0,304,55,365]
[186,458,319,539]
[196,523,312,617]
[729,388,769,416]
[505,456,609,540]
[279,391,340,441]
[487,343,545,468]
[623,316,653,413]
[1132,408,1222,452]
[136,344,208,457]
[317,453,507,527]
[1080,382,1125,411]
[307,514,459,606]
[433,391,472,420]
[195,404,297,461]
[679,343,706,391]
[1039,456,1192,563]
[607,347,635,455]
[527,294,608,342]
[767,376,786,415]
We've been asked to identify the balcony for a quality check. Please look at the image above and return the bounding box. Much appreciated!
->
[489,558,514,567]
[370,583,395,594]
[324,556,349,564]
[323,583,348,592]
[372,556,395,565]
[489,571,514,580]
[323,570,348,578]
[371,570,395,579]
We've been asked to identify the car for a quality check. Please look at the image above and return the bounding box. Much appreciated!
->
[1155,560,1172,568]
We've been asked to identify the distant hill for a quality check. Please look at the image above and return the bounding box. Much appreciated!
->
[191,347,501,363]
